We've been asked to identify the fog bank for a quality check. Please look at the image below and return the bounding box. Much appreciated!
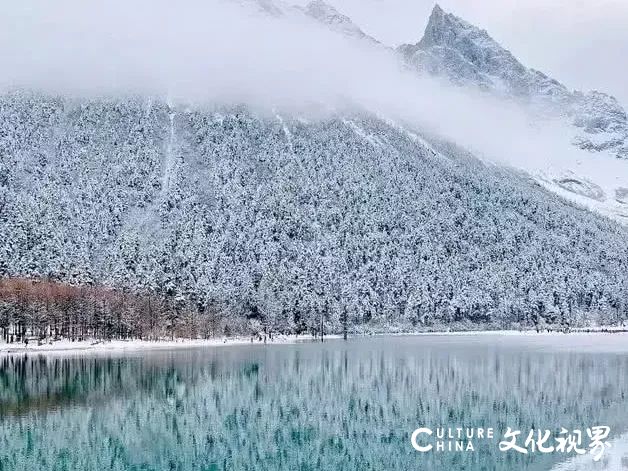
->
[2,0,626,220]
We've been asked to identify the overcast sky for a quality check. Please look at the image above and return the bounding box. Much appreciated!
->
[306,0,628,106]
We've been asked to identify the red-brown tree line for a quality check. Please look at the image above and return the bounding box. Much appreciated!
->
[0,278,227,344]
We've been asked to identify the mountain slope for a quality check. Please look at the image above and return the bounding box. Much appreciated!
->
[1,92,627,333]
[299,1,380,45]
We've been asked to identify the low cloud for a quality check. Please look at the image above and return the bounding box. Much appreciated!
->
[2,0,626,218]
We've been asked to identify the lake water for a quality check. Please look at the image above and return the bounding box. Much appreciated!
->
[1,334,628,471]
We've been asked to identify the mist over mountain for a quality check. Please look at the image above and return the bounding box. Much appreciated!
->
[1,1,627,335]
[301,1,628,221]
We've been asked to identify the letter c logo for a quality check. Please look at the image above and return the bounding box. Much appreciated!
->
[411,428,433,452]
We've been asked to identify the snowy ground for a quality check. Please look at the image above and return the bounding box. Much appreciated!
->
[2,329,628,356]
[0,334,341,356]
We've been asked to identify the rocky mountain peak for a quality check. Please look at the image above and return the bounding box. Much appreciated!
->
[420,3,477,48]
[399,4,628,159]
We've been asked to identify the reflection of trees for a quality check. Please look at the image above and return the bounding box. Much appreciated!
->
[0,355,218,417]
[1,345,628,470]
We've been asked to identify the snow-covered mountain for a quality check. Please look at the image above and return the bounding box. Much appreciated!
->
[1,1,628,334]
[273,1,628,221]
[247,0,628,169]
[240,0,381,45]
[298,1,380,45]
[1,92,627,332]
[394,4,628,221]
[399,4,628,161]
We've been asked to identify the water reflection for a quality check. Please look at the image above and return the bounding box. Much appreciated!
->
[1,336,628,470]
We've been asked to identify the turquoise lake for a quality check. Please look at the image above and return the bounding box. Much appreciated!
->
[1,334,628,470]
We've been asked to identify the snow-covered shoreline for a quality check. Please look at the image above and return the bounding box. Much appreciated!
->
[2,328,628,356]
[0,334,341,356]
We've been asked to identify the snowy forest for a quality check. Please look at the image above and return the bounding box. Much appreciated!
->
[1,91,628,342]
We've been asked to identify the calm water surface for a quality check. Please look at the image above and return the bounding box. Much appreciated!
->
[1,334,628,471]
